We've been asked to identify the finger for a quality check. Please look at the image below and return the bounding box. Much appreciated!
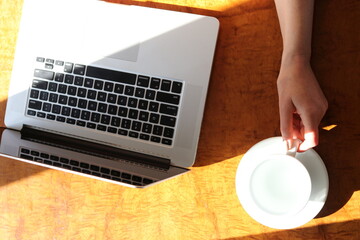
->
[298,114,319,151]
[279,102,295,140]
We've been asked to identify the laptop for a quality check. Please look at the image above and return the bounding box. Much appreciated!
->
[1,0,219,188]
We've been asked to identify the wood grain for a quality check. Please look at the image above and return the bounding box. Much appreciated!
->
[0,0,359,239]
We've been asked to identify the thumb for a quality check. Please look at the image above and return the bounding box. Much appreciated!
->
[298,114,319,151]
[279,101,295,141]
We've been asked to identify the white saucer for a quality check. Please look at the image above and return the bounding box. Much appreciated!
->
[235,137,329,229]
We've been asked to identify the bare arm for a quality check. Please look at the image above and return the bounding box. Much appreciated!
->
[274,0,328,151]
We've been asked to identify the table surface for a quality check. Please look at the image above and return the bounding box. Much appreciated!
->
[1,0,359,239]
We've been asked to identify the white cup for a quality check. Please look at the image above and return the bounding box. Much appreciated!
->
[249,139,312,217]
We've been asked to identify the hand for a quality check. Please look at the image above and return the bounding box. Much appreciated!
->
[277,55,328,151]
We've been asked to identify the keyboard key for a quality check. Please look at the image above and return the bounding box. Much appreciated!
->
[163,127,174,138]
[101,114,110,124]
[58,95,68,105]
[98,103,107,113]
[49,93,58,103]
[87,90,96,100]
[88,101,97,111]
[162,138,172,145]
[58,84,67,93]
[55,73,64,82]
[137,75,150,87]
[149,102,159,112]
[140,134,150,141]
[97,92,107,101]
[160,104,178,116]
[76,120,86,127]
[114,84,124,94]
[34,69,54,80]
[145,89,156,100]
[107,105,118,115]
[149,113,160,124]
[86,66,136,85]
[90,165,100,172]
[94,80,104,90]
[64,62,74,73]
[139,111,149,121]
[142,123,152,133]
[128,109,139,119]
[84,78,94,88]
[121,119,131,129]
[150,136,161,143]
[56,116,66,122]
[80,162,90,169]
[27,110,36,116]
[135,88,145,98]
[65,74,74,84]
[48,82,58,92]
[118,129,128,136]
[45,63,53,70]
[61,106,71,116]
[66,118,76,125]
[37,112,46,118]
[68,97,77,106]
[117,96,127,106]
[153,125,163,136]
[156,92,180,105]
[160,115,176,127]
[97,125,106,131]
[172,81,183,93]
[77,88,87,98]
[78,99,87,109]
[67,86,77,96]
[86,122,96,129]
[81,110,91,120]
[52,104,61,114]
[111,170,121,177]
[30,89,39,99]
[131,121,142,131]
[118,107,128,117]
[138,100,149,110]
[91,112,101,122]
[42,102,52,112]
[150,78,160,89]
[71,108,81,118]
[125,86,135,96]
[104,82,114,92]
[74,76,84,86]
[32,79,48,90]
[128,98,138,108]
[28,100,42,110]
[111,117,121,127]
[107,127,117,134]
[74,64,86,75]
[107,94,117,104]
[55,60,64,66]
[161,79,171,91]
[129,131,139,138]
[36,57,45,62]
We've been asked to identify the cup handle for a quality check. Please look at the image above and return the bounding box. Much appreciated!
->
[285,139,302,158]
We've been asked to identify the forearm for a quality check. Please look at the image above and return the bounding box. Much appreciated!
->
[274,0,314,62]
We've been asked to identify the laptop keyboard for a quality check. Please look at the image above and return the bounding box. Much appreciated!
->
[19,147,155,186]
[26,57,183,146]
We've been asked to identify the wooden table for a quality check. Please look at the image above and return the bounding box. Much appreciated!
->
[1,0,359,239]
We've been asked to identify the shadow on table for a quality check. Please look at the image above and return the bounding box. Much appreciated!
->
[219,219,360,240]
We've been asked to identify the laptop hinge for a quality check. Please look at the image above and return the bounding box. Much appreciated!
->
[20,125,171,170]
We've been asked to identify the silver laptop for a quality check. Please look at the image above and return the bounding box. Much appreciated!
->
[1,0,219,188]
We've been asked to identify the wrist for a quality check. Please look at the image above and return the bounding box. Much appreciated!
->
[280,52,311,68]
